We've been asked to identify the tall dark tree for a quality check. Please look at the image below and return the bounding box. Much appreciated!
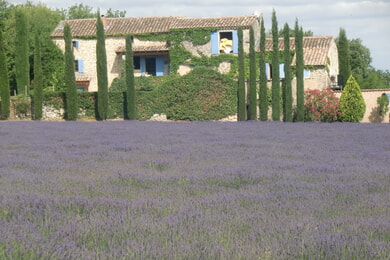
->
[64,23,77,120]
[295,19,304,121]
[96,12,109,120]
[337,28,351,87]
[259,16,268,121]
[237,27,246,121]
[15,8,29,95]
[0,26,10,119]
[271,10,280,121]
[125,34,136,120]
[33,30,43,120]
[283,23,293,122]
[248,26,257,120]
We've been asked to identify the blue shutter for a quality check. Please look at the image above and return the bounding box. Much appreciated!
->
[211,31,219,55]
[279,63,285,78]
[156,56,164,76]
[265,63,270,80]
[304,69,310,78]
[140,57,145,75]
[74,41,79,48]
[232,30,238,54]
[78,60,84,73]
[386,93,390,101]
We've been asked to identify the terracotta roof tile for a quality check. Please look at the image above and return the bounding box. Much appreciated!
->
[264,36,333,66]
[51,15,258,37]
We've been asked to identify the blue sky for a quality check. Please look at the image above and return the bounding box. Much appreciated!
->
[10,0,390,71]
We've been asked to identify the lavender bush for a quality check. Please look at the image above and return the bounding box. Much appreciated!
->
[0,121,389,259]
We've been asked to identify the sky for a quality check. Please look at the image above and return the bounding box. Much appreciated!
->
[9,0,390,71]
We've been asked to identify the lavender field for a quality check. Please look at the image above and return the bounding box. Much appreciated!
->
[0,121,389,259]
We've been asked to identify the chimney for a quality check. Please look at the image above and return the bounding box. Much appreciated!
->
[101,15,108,28]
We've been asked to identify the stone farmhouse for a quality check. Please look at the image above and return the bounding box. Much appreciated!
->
[264,36,339,91]
[51,14,338,93]
[51,14,261,92]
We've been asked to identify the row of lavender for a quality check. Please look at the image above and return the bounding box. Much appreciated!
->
[0,121,389,259]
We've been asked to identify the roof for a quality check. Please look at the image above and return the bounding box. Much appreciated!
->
[264,36,334,66]
[51,15,259,37]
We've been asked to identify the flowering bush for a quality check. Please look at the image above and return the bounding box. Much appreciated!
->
[304,87,341,122]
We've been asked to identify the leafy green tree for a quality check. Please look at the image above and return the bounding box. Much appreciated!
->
[125,34,136,120]
[28,4,64,92]
[96,12,109,120]
[0,0,8,19]
[106,8,126,18]
[259,16,268,121]
[64,23,77,120]
[65,4,95,19]
[248,26,257,120]
[283,23,293,122]
[340,75,366,122]
[0,26,10,119]
[3,3,64,93]
[15,8,29,95]
[295,20,304,122]
[349,38,372,80]
[271,10,280,121]
[337,28,351,87]
[237,27,246,121]
[360,69,390,89]
[33,30,43,120]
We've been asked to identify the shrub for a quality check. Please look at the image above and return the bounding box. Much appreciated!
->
[13,96,31,118]
[158,67,236,121]
[377,93,389,117]
[340,75,366,122]
[304,88,341,122]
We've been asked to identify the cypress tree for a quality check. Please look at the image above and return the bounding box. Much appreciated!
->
[125,34,136,120]
[259,16,268,121]
[337,28,351,87]
[248,26,257,120]
[15,9,29,95]
[340,75,366,122]
[271,10,280,121]
[33,31,43,120]
[283,23,293,122]
[64,23,78,120]
[237,27,246,121]
[96,12,109,120]
[295,20,304,121]
[0,27,10,119]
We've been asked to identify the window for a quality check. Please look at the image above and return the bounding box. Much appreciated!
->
[135,56,166,76]
[134,56,141,70]
[74,60,84,73]
[219,32,233,53]
[72,41,79,48]
[265,63,286,80]
[211,30,238,55]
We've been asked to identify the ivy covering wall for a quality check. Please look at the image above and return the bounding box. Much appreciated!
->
[19,27,331,121]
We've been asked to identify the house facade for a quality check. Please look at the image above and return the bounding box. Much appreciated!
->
[51,15,261,92]
[264,36,339,91]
